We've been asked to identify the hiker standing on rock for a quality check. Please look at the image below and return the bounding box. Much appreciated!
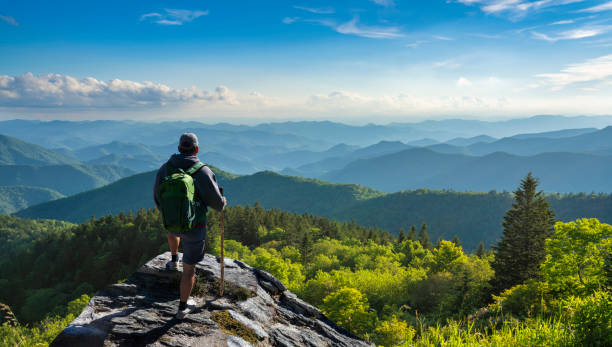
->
[153,132,226,318]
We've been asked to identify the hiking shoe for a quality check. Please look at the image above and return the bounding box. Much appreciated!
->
[176,299,196,319]
[165,260,178,271]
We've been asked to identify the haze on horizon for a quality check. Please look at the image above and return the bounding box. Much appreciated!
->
[1,0,612,123]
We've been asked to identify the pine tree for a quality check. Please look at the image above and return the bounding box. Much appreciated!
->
[397,228,406,244]
[435,236,443,249]
[408,225,417,241]
[491,173,556,293]
[452,235,461,247]
[418,223,433,250]
[475,241,485,258]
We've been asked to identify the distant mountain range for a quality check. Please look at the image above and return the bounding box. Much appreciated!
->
[15,167,612,251]
[0,164,135,195]
[0,134,79,166]
[321,147,612,193]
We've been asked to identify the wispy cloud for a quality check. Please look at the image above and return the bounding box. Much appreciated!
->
[537,54,612,88]
[370,0,395,7]
[0,73,233,107]
[551,19,574,25]
[532,25,611,41]
[435,59,462,68]
[433,35,454,40]
[294,6,335,14]
[313,17,404,39]
[455,0,587,16]
[406,40,429,48]
[140,9,208,26]
[0,15,18,26]
[335,17,403,39]
[578,1,612,13]
[283,17,300,24]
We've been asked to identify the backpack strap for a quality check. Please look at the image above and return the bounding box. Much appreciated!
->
[185,162,205,176]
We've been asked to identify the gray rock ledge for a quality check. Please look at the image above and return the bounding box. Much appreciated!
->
[51,252,373,347]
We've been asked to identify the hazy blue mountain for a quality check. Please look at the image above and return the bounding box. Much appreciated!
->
[426,143,473,155]
[322,147,612,193]
[467,126,612,156]
[509,127,598,139]
[288,141,413,177]
[86,153,164,172]
[69,141,162,161]
[0,120,327,152]
[405,138,439,146]
[0,186,64,214]
[0,134,79,166]
[255,143,358,170]
[0,164,135,195]
[4,116,611,153]
[445,135,497,146]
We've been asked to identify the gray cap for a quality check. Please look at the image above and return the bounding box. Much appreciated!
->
[178,132,198,153]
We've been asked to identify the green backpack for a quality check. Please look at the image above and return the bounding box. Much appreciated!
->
[158,162,205,233]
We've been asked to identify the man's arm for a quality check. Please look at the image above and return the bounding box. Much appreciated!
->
[194,165,226,211]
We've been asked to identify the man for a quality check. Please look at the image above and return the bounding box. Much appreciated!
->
[153,132,226,318]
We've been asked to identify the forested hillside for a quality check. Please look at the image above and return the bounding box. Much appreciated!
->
[0,186,63,214]
[1,204,609,346]
[16,168,612,251]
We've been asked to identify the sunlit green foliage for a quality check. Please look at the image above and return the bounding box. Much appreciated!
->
[542,218,612,296]
[2,202,611,346]
[321,287,375,336]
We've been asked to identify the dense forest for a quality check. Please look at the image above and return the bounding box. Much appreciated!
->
[1,177,611,346]
[15,166,612,251]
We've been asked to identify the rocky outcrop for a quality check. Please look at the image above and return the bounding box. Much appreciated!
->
[51,252,373,347]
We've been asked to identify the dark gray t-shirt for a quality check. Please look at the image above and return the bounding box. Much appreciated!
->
[153,153,226,213]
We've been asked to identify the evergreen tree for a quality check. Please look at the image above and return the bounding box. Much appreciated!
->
[491,173,556,293]
[475,241,485,258]
[452,235,461,248]
[397,228,406,244]
[418,223,433,250]
[408,225,417,241]
[435,236,443,249]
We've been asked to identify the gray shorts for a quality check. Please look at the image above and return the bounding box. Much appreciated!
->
[169,226,206,265]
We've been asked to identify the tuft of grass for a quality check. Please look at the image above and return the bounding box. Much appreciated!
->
[211,310,258,344]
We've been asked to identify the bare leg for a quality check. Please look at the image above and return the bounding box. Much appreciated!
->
[168,233,180,256]
[180,263,196,302]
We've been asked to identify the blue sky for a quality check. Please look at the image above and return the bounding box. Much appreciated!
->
[1,0,612,123]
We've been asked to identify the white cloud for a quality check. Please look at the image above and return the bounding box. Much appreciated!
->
[332,17,404,39]
[0,73,234,107]
[551,19,574,25]
[406,40,429,48]
[0,15,18,26]
[433,35,454,40]
[140,9,208,25]
[370,0,395,7]
[434,59,461,68]
[578,1,612,13]
[294,6,335,14]
[532,25,610,41]
[283,17,299,24]
[455,0,587,16]
[536,54,612,88]
[456,77,473,87]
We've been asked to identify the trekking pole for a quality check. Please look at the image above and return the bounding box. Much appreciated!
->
[219,187,225,296]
